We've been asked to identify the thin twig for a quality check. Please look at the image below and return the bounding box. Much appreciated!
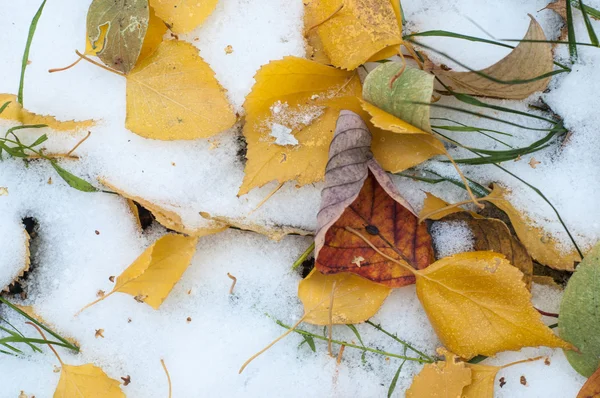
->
[66,131,91,156]
[161,359,172,398]
[75,50,125,77]
[227,273,237,295]
[336,345,345,364]
[328,281,337,357]
[48,56,83,73]
[248,182,284,215]
[25,322,64,365]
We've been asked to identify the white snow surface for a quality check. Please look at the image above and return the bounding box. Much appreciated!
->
[0,0,598,396]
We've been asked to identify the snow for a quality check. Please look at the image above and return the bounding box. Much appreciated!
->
[431,220,475,258]
[0,0,599,396]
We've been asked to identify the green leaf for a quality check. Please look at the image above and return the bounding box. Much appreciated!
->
[559,242,600,377]
[302,335,316,352]
[362,64,434,132]
[18,0,47,106]
[86,0,149,74]
[50,162,98,192]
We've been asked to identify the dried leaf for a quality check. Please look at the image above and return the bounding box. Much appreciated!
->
[462,363,500,398]
[315,110,434,287]
[304,0,402,70]
[577,365,600,397]
[363,64,435,132]
[138,6,168,62]
[560,242,600,377]
[86,0,149,74]
[406,350,472,398]
[417,252,573,359]
[434,16,553,100]
[0,94,94,132]
[434,212,533,289]
[150,0,218,33]
[486,184,581,270]
[79,234,198,312]
[126,40,236,140]
[54,363,124,398]
[298,268,392,325]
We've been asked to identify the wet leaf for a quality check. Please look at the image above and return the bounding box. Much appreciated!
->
[150,0,218,33]
[462,363,500,398]
[434,212,533,289]
[363,64,435,132]
[485,184,581,270]
[304,0,402,70]
[54,363,124,398]
[298,268,392,325]
[126,40,236,140]
[86,0,149,74]
[315,110,434,287]
[0,94,94,132]
[560,242,600,377]
[433,16,553,100]
[577,364,600,397]
[79,234,198,312]
[417,252,573,359]
[406,349,472,398]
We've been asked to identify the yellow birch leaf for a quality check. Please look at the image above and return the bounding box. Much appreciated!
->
[419,192,464,221]
[54,363,124,398]
[100,178,228,236]
[150,0,218,34]
[406,350,472,398]
[298,269,391,325]
[138,6,168,62]
[462,363,500,398]
[80,234,198,312]
[126,40,236,140]
[486,184,581,270]
[304,0,402,70]
[0,94,94,132]
[416,251,573,359]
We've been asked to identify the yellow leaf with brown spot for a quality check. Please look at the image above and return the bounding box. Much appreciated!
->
[0,94,94,132]
[150,0,218,33]
[416,252,573,359]
[298,269,391,325]
[126,40,236,140]
[54,363,124,398]
[462,363,500,398]
[486,184,581,270]
[79,234,198,312]
[304,0,402,70]
[406,350,472,398]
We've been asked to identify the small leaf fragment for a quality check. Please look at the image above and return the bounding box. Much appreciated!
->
[577,364,600,397]
[406,350,471,398]
[462,363,501,398]
[126,40,236,140]
[54,363,125,398]
[86,0,149,74]
[298,269,391,325]
[416,252,573,359]
[150,0,218,33]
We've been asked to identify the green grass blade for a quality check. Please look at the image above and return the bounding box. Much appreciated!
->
[0,101,10,115]
[572,0,600,19]
[18,0,47,105]
[566,0,578,62]
[579,0,599,46]
[50,162,98,193]
[388,348,408,398]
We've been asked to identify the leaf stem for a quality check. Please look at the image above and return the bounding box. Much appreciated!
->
[74,50,126,77]
[292,242,315,270]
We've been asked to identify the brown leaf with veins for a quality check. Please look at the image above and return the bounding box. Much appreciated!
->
[315,110,434,287]
[578,365,600,397]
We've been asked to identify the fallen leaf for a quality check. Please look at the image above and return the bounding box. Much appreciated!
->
[0,94,94,132]
[150,0,218,33]
[416,252,573,359]
[54,363,124,398]
[298,268,391,325]
[406,349,472,398]
[79,234,198,312]
[363,64,435,132]
[86,0,149,74]
[126,40,236,140]
[577,365,600,397]
[532,275,562,290]
[315,110,434,287]
[138,6,168,62]
[485,184,581,270]
[433,16,553,100]
[100,178,228,237]
[434,212,533,289]
[463,363,500,398]
[419,192,467,221]
[560,242,600,377]
[304,0,402,70]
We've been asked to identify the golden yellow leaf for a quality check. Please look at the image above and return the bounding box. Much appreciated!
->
[486,184,581,270]
[100,178,228,236]
[462,363,500,398]
[79,234,198,312]
[304,0,402,70]
[126,40,236,140]
[0,94,94,132]
[406,350,472,398]
[150,0,218,33]
[138,6,168,62]
[416,252,573,359]
[298,269,391,325]
[54,363,124,398]
[419,192,464,221]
